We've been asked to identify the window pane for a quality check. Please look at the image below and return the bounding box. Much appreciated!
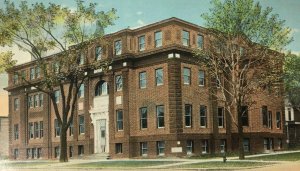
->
[185,104,192,127]
[139,36,145,51]
[183,68,191,85]
[155,31,162,47]
[95,46,102,60]
[199,70,205,86]
[116,75,123,91]
[182,30,189,46]
[200,105,207,127]
[140,107,147,129]
[117,110,123,131]
[157,106,164,128]
[155,69,163,85]
[139,72,146,88]
[114,40,122,55]
[198,35,203,48]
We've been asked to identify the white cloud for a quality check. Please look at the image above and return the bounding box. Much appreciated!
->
[136,11,143,15]
[291,28,300,34]
[137,19,145,26]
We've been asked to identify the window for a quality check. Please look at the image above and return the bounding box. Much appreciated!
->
[78,53,85,65]
[241,106,248,126]
[14,124,19,140]
[243,138,250,152]
[218,107,224,128]
[13,73,18,84]
[14,149,19,159]
[69,119,74,136]
[155,31,162,47]
[21,70,26,81]
[186,140,193,154]
[216,76,222,88]
[35,66,40,78]
[69,146,73,158]
[53,62,60,73]
[155,68,163,86]
[276,112,281,129]
[54,119,61,137]
[95,46,102,60]
[200,105,207,128]
[37,148,42,159]
[198,70,205,86]
[116,110,123,131]
[26,148,31,159]
[182,30,190,46]
[55,146,60,158]
[115,75,123,91]
[202,140,209,154]
[34,94,39,107]
[138,35,145,51]
[183,68,191,85]
[78,84,84,98]
[262,106,268,126]
[157,141,165,155]
[116,143,122,154]
[34,122,39,138]
[197,34,204,49]
[287,108,292,121]
[140,107,147,129]
[140,142,148,156]
[32,148,37,159]
[157,105,165,128]
[114,40,122,55]
[95,81,108,96]
[268,111,272,129]
[278,138,282,149]
[30,68,35,80]
[78,145,84,155]
[39,93,43,107]
[220,139,226,153]
[28,96,33,108]
[79,115,85,134]
[40,121,43,138]
[29,122,34,139]
[264,138,273,150]
[139,72,147,89]
[14,98,19,111]
[54,90,60,103]
[185,104,192,127]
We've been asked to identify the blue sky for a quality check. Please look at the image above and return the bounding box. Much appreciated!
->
[1,0,300,94]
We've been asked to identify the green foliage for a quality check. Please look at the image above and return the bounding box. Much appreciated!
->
[202,0,292,50]
[284,53,300,110]
[0,51,16,73]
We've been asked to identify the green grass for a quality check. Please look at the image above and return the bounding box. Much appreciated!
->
[248,152,300,161]
[71,160,179,168]
[175,161,274,169]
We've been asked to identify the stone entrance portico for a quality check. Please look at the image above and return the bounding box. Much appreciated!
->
[90,95,109,154]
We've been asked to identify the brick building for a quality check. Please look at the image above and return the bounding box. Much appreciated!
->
[5,18,285,160]
[0,116,9,159]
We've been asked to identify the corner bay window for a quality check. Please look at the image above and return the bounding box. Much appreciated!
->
[156,105,165,128]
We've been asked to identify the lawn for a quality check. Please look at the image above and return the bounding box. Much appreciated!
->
[175,161,274,169]
[71,160,179,168]
[0,161,54,168]
[248,152,300,161]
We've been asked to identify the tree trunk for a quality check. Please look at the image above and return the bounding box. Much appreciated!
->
[59,128,68,162]
[237,105,245,160]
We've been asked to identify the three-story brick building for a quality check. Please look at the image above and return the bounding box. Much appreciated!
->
[5,18,285,159]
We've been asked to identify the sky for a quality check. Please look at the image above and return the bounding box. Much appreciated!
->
[1,0,300,115]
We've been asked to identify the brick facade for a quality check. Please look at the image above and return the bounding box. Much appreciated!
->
[5,18,285,160]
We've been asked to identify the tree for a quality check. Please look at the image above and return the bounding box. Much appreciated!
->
[196,0,292,159]
[0,0,117,162]
[284,53,300,111]
[0,51,16,73]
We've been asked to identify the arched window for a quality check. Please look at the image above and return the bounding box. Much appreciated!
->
[95,81,108,96]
